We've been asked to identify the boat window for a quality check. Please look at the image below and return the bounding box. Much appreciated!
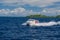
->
[28,19,35,21]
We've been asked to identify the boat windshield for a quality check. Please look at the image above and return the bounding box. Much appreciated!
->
[28,19,35,21]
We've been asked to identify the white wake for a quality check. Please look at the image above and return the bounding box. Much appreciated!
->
[35,21,60,26]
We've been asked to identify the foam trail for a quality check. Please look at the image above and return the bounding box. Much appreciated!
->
[37,21,57,26]
[36,21,60,26]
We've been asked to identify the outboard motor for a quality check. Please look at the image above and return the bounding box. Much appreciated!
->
[26,23,30,26]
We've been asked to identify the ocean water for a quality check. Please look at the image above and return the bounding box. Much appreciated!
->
[0,17,60,40]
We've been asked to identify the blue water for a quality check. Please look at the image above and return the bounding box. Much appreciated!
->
[0,17,60,40]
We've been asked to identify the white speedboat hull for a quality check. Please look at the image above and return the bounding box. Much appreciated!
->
[22,19,60,26]
[22,21,58,26]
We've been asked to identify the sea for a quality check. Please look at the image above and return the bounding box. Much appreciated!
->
[0,17,60,40]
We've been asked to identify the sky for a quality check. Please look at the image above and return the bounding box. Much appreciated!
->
[0,0,60,17]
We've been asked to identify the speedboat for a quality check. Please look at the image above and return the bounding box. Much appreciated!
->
[22,19,58,26]
[22,19,40,26]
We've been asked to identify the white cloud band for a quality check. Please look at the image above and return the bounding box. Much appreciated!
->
[1,0,60,7]
[0,7,60,16]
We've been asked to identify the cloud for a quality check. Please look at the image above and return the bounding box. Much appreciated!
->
[0,7,41,16]
[0,0,60,16]
[0,7,26,16]
[1,0,60,7]
[41,8,60,16]
[22,0,60,7]
[0,7,60,16]
[11,7,25,13]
